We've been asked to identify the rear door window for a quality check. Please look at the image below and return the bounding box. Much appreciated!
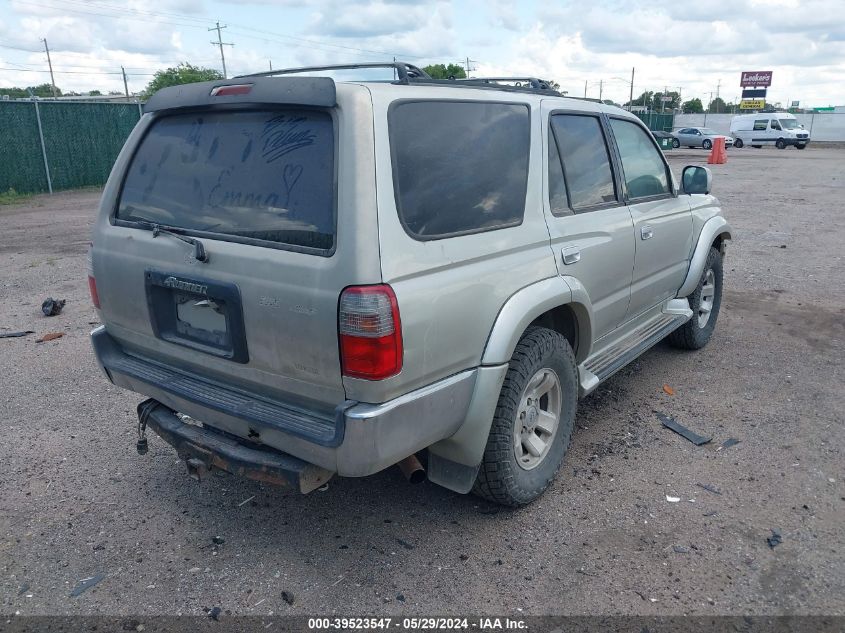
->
[117,109,335,253]
[549,114,617,212]
[389,101,530,239]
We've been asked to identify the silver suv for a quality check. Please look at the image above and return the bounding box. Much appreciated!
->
[90,63,731,506]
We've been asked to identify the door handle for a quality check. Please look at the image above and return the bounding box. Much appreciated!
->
[561,246,581,265]
[640,226,654,240]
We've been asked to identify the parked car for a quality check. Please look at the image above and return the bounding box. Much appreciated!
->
[89,63,732,506]
[729,112,809,149]
[672,127,734,149]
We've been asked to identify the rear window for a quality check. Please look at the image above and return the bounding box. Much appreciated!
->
[116,109,335,252]
[389,101,530,240]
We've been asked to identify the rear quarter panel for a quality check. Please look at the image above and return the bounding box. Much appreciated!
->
[344,88,558,404]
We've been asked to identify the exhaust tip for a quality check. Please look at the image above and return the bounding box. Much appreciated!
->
[397,454,426,484]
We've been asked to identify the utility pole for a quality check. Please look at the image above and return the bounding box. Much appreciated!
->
[41,38,57,98]
[121,66,130,97]
[598,79,603,101]
[269,59,273,71]
[584,80,587,98]
[628,67,635,111]
[209,21,233,79]
[716,78,721,113]
[661,85,667,113]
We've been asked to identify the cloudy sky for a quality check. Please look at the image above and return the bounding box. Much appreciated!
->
[1,0,844,107]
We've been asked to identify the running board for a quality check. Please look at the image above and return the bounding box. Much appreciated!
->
[580,312,688,394]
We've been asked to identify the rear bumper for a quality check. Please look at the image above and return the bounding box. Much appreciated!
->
[92,326,477,477]
[137,399,333,492]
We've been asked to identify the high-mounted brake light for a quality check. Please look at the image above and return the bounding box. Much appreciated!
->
[339,285,403,380]
[210,84,253,97]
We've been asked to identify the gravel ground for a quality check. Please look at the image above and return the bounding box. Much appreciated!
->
[1,147,843,618]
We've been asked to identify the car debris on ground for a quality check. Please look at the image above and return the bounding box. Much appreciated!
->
[767,529,783,549]
[657,412,712,445]
[69,573,105,597]
[41,298,66,317]
[0,330,34,338]
[36,332,64,343]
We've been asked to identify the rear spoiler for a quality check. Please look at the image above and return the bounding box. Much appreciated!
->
[143,76,337,113]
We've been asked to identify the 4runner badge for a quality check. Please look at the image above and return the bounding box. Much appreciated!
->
[163,276,208,295]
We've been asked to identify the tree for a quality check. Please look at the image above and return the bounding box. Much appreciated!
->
[423,63,467,79]
[682,98,704,114]
[651,91,680,111]
[625,90,652,108]
[89,89,102,96]
[0,83,61,98]
[143,63,223,98]
[708,96,727,113]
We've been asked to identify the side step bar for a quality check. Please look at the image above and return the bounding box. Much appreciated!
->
[580,311,689,394]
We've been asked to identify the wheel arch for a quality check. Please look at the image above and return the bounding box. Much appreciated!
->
[677,216,732,298]
[480,276,594,366]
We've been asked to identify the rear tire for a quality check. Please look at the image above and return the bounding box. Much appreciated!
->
[672,138,680,149]
[473,327,577,507]
[776,138,786,149]
[702,139,713,150]
[668,247,723,350]
[734,138,744,148]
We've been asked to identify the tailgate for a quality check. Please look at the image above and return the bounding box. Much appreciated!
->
[92,79,378,417]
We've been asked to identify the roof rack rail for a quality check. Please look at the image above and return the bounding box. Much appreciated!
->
[459,77,555,90]
[237,62,431,83]
[407,76,562,96]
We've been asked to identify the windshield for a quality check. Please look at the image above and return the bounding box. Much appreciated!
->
[779,119,799,130]
[698,128,718,135]
[117,109,336,252]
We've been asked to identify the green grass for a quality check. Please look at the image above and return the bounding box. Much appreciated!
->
[0,188,33,206]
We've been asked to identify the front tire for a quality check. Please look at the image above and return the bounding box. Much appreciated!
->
[734,138,744,148]
[702,139,713,150]
[796,144,806,150]
[776,138,786,149]
[668,247,723,350]
[473,327,577,506]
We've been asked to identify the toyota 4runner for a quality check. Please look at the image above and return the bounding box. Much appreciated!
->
[90,63,731,506]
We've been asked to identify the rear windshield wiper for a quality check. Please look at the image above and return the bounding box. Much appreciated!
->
[131,219,208,263]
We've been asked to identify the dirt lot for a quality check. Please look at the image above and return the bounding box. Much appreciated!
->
[1,146,843,618]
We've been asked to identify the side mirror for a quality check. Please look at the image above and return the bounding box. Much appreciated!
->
[682,165,713,195]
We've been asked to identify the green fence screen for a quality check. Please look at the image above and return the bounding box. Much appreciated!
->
[634,112,674,132]
[0,101,142,194]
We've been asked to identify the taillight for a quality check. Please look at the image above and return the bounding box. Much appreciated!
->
[338,285,402,380]
[87,244,100,309]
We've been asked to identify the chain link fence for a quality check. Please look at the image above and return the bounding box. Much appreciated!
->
[0,100,143,194]
[633,112,675,132]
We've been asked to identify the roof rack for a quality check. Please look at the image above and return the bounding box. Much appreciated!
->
[236,61,568,97]
[237,62,431,83]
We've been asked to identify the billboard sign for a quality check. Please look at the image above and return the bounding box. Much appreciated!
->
[742,88,767,99]
[740,71,773,87]
[740,100,766,110]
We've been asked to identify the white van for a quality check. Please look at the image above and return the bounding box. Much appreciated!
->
[730,112,809,149]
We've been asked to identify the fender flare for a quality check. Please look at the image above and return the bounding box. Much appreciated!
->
[481,276,594,365]
[676,217,733,298]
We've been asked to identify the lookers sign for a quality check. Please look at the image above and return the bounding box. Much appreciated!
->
[740,71,773,87]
